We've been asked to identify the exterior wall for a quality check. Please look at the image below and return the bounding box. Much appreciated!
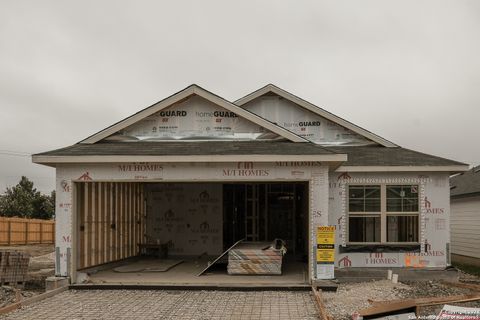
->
[145,183,223,256]
[329,172,451,269]
[55,161,329,280]
[451,196,480,260]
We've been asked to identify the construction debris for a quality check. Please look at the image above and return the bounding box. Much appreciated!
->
[323,278,480,320]
[359,293,480,318]
[197,239,244,276]
[0,251,30,288]
[440,280,480,292]
[436,304,480,319]
[227,241,286,275]
[312,287,334,320]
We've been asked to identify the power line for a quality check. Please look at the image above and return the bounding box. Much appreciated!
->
[0,152,31,157]
[0,149,32,157]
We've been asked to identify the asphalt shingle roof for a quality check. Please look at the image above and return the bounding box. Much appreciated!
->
[450,165,480,198]
[326,146,466,167]
[34,142,466,169]
[34,140,336,156]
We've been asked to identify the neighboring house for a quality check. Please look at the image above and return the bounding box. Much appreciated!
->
[32,84,468,285]
[450,165,480,267]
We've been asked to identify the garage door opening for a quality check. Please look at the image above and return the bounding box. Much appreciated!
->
[75,181,310,286]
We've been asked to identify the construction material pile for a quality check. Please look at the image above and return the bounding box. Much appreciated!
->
[0,251,30,288]
[227,240,286,275]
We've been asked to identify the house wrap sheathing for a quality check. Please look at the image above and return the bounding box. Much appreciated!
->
[33,84,468,283]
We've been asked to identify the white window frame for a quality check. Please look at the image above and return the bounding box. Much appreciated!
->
[347,183,420,245]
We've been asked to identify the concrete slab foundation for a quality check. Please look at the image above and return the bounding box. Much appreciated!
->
[334,267,459,283]
[45,276,69,291]
[82,257,309,288]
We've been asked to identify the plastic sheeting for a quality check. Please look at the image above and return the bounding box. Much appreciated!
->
[242,95,376,146]
[110,95,281,141]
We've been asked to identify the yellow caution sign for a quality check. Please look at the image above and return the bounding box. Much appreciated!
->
[316,250,335,262]
[316,226,335,264]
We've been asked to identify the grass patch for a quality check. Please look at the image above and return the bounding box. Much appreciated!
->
[453,262,480,277]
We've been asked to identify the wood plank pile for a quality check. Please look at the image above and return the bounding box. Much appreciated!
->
[227,241,285,275]
[0,250,30,288]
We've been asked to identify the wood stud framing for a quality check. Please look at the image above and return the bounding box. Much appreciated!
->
[77,182,145,270]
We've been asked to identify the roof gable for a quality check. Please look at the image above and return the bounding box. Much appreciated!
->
[235,84,398,147]
[80,85,307,144]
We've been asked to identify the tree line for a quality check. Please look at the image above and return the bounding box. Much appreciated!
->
[0,176,55,219]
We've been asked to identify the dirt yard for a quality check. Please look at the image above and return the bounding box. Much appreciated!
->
[0,244,55,308]
[323,270,480,319]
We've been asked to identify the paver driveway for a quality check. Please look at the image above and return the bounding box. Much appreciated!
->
[1,290,320,320]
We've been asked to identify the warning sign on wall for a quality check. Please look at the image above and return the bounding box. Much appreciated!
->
[316,226,335,279]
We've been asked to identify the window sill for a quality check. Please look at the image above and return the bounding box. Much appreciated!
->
[339,243,420,253]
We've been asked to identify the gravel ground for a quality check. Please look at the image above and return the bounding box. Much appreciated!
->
[400,280,480,317]
[323,280,410,320]
[0,286,40,308]
[323,273,480,320]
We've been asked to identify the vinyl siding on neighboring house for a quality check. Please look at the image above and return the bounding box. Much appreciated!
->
[451,196,480,259]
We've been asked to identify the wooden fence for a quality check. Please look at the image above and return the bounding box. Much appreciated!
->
[0,217,55,245]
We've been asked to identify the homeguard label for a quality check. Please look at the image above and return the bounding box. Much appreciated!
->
[299,121,321,126]
[159,110,187,117]
[195,111,238,118]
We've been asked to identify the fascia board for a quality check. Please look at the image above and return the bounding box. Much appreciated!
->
[32,154,347,164]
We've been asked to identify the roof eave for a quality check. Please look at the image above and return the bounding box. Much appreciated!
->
[32,153,348,165]
[335,165,470,173]
[451,192,480,200]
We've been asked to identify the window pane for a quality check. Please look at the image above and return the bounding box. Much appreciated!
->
[387,215,419,242]
[349,216,380,242]
[403,185,418,198]
[364,198,381,212]
[387,185,419,212]
[365,187,381,199]
[387,186,402,198]
[403,198,419,212]
[387,198,402,212]
[349,187,364,199]
[349,199,364,212]
[349,185,380,213]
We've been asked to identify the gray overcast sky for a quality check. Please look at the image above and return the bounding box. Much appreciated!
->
[1,0,479,193]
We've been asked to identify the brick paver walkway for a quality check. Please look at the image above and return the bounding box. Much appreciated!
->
[1,290,319,319]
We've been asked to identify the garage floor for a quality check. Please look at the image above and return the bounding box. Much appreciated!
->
[85,257,309,287]
[1,290,320,320]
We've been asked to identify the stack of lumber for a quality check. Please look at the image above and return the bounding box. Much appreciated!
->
[227,241,285,275]
[0,251,30,288]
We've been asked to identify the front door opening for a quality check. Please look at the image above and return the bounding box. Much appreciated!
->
[223,183,308,260]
